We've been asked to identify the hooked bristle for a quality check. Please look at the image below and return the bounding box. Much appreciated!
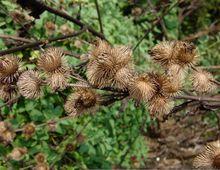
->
[0,83,17,101]
[87,43,133,89]
[0,55,21,84]
[149,41,198,68]
[37,48,69,74]
[148,95,174,116]
[64,88,98,116]
[47,72,69,91]
[193,140,220,169]
[191,69,217,94]
[129,74,156,103]
[17,70,42,99]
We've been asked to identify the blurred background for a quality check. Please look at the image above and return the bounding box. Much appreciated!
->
[0,0,219,169]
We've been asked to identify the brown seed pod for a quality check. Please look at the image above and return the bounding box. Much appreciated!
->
[148,95,174,116]
[47,72,69,91]
[129,74,156,103]
[8,147,27,161]
[37,48,69,74]
[87,44,133,89]
[35,153,46,164]
[90,39,111,58]
[0,55,21,84]
[17,70,42,99]
[0,121,15,145]
[0,83,17,101]
[23,123,36,139]
[191,69,217,94]
[193,140,220,169]
[64,88,98,116]
[149,41,198,68]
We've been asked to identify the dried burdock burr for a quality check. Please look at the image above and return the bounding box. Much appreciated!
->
[129,74,156,103]
[0,55,21,84]
[191,69,217,94]
[148,95,174,117]
[193,140,220,169]
[90,39,111,58]
[37,47,70,74]
[23,123,36,139]
[87,40,134,89]
[0,83,17,101]
[149,41,198,68]
[8,147,27,161]
[35,153,46,164]
[0,121,15,145]
[17,70,42,99]
[64,88,98,116]
[47,72,69,91]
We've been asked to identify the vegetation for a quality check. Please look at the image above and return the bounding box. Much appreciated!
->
[0,0,219,169]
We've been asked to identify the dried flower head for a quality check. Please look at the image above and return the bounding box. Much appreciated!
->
[193,140,220,169]
[148,95,174,116]
[37,48,69,74]
[149,41,197,68]
[23,123,36,139]
[47,72,69,91]
[64,88,98,116]
[60,24,74,35]
[87,44,133,89]
[90,39,111,58]
[191,69,217,94]
[0,83,17,101]
[35,153,46,164]
[0,55,21,83]
[0,121,15,144]
[149,72,182,97]
[44,21,56,35]
[8,147,27,161]
[34,163,49,170]
[129,74,156,103]
[17,70,42,99]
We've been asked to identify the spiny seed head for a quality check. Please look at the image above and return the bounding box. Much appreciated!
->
[0,121,15,145]
[8,147,27,161]
[48,72,69,91]
[0,83,17,101]
[148,95,174,116]
[0,55,21,83]
[37,48,69,74]
[149,41,175,67]
[23,123,36,139]
[35,153,46,164]
[191,69,217,94]
[17,70,42,99]
[90,39,111,58]
[149,41,197,68]
[87,44,133,89]
[129,74,156,103]
[193,140,220,169]
[148,72,182,97]
[64,88,98,116]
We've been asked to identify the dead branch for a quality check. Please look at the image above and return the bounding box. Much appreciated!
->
[0,34,34,43]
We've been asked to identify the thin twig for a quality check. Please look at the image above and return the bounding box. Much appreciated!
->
[16,0,107,41]
[133,1,180,51]
[0,28,86,56]
[175,95,220,102]
[94,0,104,34]
[0,34,34,43]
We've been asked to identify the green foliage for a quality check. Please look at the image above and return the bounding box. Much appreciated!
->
[0,0,219,169]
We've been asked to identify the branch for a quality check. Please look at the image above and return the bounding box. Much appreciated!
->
[94,0,104,34]
[133,1,180,51]
[183,23,220,41]
[0,34,34,43]
[0,28,86,56]
[16,0,107,41]
[175,95,220,102]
